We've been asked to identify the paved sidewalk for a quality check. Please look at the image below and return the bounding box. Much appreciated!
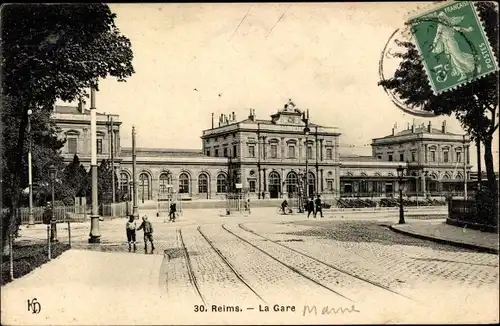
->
[1,249,165,325]
[391,220,499,254]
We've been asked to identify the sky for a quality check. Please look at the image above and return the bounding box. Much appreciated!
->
[59,2,498,171]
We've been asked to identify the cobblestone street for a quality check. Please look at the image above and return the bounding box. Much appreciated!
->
[6,211,499,324]
[55,211,499,323]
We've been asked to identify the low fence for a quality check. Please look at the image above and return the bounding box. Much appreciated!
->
[447,199,498,232]
[101,202,132,218]
[2,201,132,225]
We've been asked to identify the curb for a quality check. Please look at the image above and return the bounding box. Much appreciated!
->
[389,225,499,254]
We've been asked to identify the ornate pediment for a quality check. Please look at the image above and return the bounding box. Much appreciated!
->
[271,99,306,125]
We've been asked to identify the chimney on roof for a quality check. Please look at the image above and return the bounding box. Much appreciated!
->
[248,108,255,121]
[211,112,214,129]
[392,122,398,136]
[427,121,432,132]
[411,122,415,133]
[232,111,236,122]
[442,120,447,133]
[407,122,410,130]
[78,98,84,113]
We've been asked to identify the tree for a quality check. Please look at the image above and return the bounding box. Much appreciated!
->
[86,159,119,205]
[61,154,89,205]
[378,2,498,221]
[1,4,135,251]
[2,94,66,208]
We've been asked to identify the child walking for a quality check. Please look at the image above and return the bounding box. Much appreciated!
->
[126,215,137,252]
[138,215,155,252]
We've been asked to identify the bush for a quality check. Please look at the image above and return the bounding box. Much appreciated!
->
[1,242,70,285]
[475,187,499,226]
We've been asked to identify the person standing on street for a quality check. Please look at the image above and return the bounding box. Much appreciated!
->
[307,196,315,218]
[138,215,155,252]
[169,203,177,222]
[314,195,324,218]
[125,215,137,252]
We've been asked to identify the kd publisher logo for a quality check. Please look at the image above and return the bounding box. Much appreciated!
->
[27,298,41,314]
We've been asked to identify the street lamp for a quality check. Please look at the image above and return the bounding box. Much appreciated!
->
[396,165,405,224]
[304,126,310,198]
[27,109,34,227]
[48,165,58,242]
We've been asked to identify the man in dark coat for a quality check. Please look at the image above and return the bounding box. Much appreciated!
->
[314,194,324,218]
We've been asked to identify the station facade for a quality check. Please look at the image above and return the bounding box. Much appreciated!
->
[52,100,472,202]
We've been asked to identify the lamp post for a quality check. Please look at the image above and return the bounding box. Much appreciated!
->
[397,165,405,224]
[48,165,58,242]
[304,126,310,198]
[89,86,101,243]
[27,109,34,227]
[132,126,139,218]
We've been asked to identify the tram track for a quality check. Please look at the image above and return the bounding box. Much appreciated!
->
[220,224,354,302]
[196,226,267,304]
[178,229,207,306]
[237,223,416,302]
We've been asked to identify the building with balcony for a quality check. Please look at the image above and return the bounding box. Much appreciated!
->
[371,120,472,197]
[52,100,472,202]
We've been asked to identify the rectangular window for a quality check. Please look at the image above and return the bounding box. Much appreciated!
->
[307,146,313,159]
[223,148,228,157]
[400,153,404,162]
[248,145,255,158]
[233,145,237,158]
[288,145,296,158]
[327,180,334,191]
[215,149,219,157]
[249,180,256,193]
[326,148,333,160]
[206,149,210,156]
[68,138,77,154]
[411,152,416,162]
[388,154,393,162]
[456,152,462,162]
[96,139,103,154]
[430,151,436,162]
[443,151,449,163]
[271,144,278,158]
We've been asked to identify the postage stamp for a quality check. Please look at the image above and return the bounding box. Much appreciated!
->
[406,1,499,95]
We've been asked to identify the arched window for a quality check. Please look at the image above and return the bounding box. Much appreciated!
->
[139,173,150,202]
[120,172,129,199]
[286,171,298,197]
[217,174,227,193]
[198,174,208,193]
[179,173,190,194]
[307,172,316,196]
[269,171,281,199]
[159,172,172,194]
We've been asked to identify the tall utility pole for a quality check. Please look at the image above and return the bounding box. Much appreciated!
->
[89,86,101,243]
[132,126,138,218]
[463,135,467,200]
[477,138,482,191]
[303,109,310,198]
[27,109,34,227]
[111,117,115,203]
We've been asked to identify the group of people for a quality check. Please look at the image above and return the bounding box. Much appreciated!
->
[280,194,324,218]
[126,215,155,252]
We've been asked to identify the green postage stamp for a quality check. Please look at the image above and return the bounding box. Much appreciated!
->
[406,1,499,95]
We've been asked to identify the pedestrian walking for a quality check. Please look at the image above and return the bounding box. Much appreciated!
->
[125,215,137,252]
[314,194,324,218]
[138,215,155,252]
[307,196,315,218]
[244,198,251,214]
[169,203,177,222]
